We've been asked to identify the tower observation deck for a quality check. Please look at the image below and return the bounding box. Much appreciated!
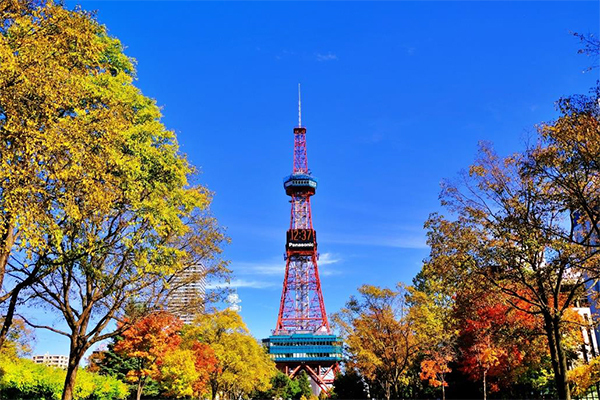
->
[262,92,342,394]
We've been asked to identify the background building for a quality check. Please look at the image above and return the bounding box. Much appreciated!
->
[32,353,68,369]
[167,263,206,324]
[574,211,600,350]
[573,297,599,363]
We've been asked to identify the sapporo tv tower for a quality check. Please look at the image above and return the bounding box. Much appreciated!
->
[263,86,342,394]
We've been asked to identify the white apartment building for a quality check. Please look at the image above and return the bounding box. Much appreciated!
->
[32,353,69,369]
[573,299,599,363]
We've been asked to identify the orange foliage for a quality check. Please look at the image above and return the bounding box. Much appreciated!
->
[114,312,183,383]
[420,356,452,388]
[190,341,217,395]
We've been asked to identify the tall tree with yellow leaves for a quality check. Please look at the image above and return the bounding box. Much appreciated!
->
[185,310,276,400]
[333,285,418,400]
[0,2,228,400]
[0,0,127,350]
[408,287,456,400]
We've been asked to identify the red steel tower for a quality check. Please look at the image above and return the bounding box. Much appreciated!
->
[263,88,342,394]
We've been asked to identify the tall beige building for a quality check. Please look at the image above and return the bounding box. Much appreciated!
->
[167,263,206,324]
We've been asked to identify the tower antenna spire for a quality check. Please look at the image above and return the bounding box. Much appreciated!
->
[298,83,302,127]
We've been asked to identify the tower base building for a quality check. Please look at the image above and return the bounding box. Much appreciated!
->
[263,333,342,393]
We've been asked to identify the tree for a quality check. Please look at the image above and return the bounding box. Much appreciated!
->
[573,32,599,70]
[408,287,457,400]
[434,138,600,399]
[414,219,563,398]
[113,312,183,400]
[158,343,216,400]
[460,317,497,395]
[158,349,198,399]
[185,309,276,400]
[0,0,134,352]
[568,356,600,397]
[295,371,312,400]
[332,285,418,400]
[0,317,34,359]
[0,355,128,400]
[87,336,158,397]
[0,2,228,400]
[90,322,216,400]
[525,87,600,399]
[254,371,301,400]
[187,341,218,397]
[525,88,599,247]
[454,282,550,398]
[419,357,452,400]
[332,369,368,399]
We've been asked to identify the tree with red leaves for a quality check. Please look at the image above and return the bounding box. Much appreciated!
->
[456,287,545,399]
[114,312,183,400]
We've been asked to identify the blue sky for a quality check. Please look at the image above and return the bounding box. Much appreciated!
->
[33,0,598,355]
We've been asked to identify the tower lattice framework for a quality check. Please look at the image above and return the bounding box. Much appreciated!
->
[276,125,329,334]
[263,97,342,394]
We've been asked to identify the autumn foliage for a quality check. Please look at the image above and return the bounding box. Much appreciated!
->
[456,290,541,397]
[420,357,451,388]
[113,313,183,400]
[0,2,228,400]
[90,310,272,400]
[333,285,418,400]
[568,356,600,396]
[334,86,600,400]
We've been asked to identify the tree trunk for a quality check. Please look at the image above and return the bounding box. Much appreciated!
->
[61,339,88,400]
[0,286,20,350]
[441,374,445,400]
[544,315,561,381]
[136,377,145,400]
[483,369,486,400]
[552,317,571,400]
[0,218,15,293]
[211,381,219,400]
[543,313,571,400]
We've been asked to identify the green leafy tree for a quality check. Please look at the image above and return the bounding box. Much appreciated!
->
[295,371,312,399]
[254,371,301,400]
[0,355,128,400]
[88,337,159,397]
[332,369,368,399]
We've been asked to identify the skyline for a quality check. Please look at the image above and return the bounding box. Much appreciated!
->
[29,0,599,356]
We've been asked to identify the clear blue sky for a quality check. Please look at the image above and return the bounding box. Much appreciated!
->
[33,0,598,355]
